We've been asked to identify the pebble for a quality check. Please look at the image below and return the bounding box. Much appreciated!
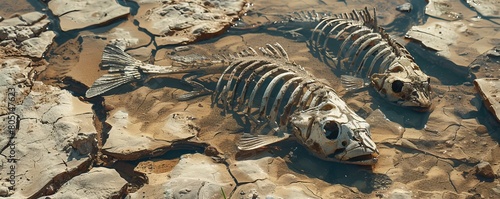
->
[0,186,9,197]
[475,126,488,135]
[475,161,496,179]
[204,146,219,156]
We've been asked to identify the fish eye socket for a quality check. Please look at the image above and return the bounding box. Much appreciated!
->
[411,91,417,96]
[391,80,404,93]
[323,121,339,140]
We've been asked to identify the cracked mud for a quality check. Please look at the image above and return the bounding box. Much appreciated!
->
[1,0,499,198]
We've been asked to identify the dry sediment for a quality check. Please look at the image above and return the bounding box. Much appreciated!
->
[1,0,500,198]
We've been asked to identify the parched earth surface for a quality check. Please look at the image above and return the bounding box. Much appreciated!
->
[1,0,499,198]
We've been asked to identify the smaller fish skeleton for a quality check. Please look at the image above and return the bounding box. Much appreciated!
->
[259,7,432,111]
[86,43,378,165]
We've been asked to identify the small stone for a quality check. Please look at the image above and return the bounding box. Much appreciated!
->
[438,95,444,98]
[204,146,219,156]
[475,162,496,179]
[396,3,413,12]
[475,126,488,135]
[463,82,472,86]
[0,186,10,197]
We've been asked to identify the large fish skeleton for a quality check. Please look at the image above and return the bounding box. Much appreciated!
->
[86,43,378,165]
[257,7,432,111]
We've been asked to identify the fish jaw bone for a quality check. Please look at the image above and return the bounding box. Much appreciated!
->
[290,91,378,165]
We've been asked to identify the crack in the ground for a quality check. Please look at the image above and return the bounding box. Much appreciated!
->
[50,112,94,125]
[443,123,463,141]
[20,117,39,121]
[439,159,459,193]
[380,141,474,165]
[223,161,245,198]
[196,181,204,199]
[134,89,154,115]
[340,184,358,194]
[57,9,82,17]
[237,177,268,186]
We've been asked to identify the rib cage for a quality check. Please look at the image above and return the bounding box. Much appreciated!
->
[308,7,417,77]
[212,43,343,134]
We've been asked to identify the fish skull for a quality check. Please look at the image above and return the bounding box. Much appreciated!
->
[290,92,378,165]
[371,57,432,111]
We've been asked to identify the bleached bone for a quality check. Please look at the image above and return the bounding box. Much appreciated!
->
[338,28,371,59]
[352,34,382,73]
[209,43,378,165]
[269,76,303,123]
[280,80,312,126]
[246,67,281,116]
[87,42,379,165]
[258,71,295,119]
[345,32,379,61]
[303,7,432,109]
[236,63,273,111]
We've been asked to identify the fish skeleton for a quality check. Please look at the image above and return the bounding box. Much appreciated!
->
[249,7,432,111]
[86,43,378,165]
